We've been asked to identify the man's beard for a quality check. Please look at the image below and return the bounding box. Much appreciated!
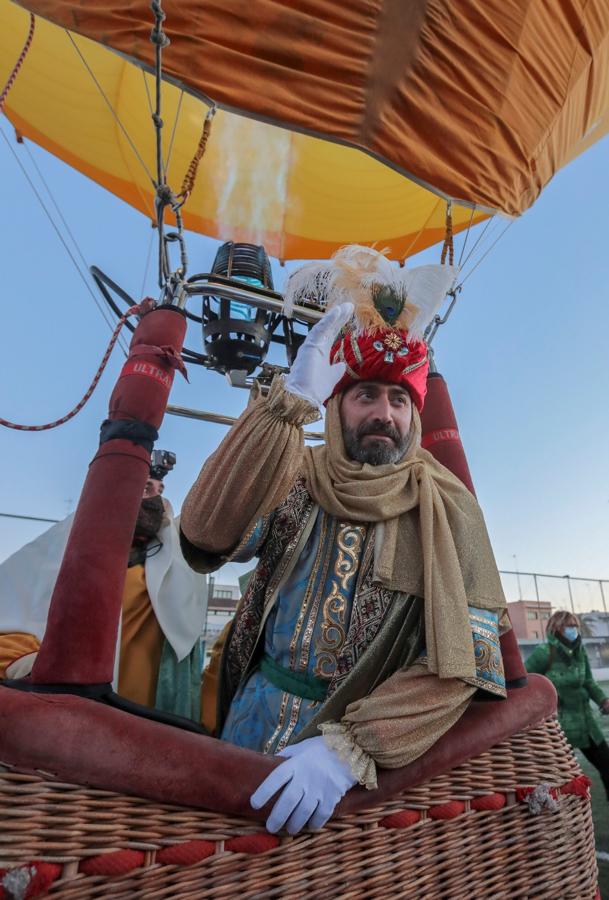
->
[133,495,165,543]
[343,419,411,465]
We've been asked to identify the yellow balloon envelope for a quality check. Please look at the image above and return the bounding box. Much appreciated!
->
[1,4,479,260]
[3,0,609,259]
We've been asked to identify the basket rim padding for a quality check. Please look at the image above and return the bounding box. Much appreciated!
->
[0,675,555,820]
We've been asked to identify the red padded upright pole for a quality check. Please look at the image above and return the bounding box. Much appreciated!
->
[421,371,527,685]
[31,307,187,685]
[420,373,475,495]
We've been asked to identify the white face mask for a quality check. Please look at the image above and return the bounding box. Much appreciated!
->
[562,626,579,642]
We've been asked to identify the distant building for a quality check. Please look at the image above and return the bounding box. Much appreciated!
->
[202,581,241,664]
[581,611,609,638]
[507,599,552,642]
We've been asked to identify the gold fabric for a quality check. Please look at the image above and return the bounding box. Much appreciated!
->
[180,378,496,770]
[182,377,505,684]
[321,664,475,788]
[303,397,505,683]
[0,631,40,679]
[117,564,164,708]
[201,620,232,734]
[181,377,317,557]
[0,571,163,705]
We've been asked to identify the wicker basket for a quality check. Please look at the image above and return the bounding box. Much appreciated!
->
[0,718,598,899]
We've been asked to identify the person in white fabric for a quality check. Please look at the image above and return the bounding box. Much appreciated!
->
[0,452,208,721]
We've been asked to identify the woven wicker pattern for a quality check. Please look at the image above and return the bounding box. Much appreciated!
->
[0,718,598,899]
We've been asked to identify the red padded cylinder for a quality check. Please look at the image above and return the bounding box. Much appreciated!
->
[421,370,527,685]
[420,372,475,495]
[32,307,187,685]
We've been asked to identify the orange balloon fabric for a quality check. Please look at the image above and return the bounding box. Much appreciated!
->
[15,0,609,218]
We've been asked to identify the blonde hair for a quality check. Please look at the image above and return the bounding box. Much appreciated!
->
[546,610,580,637]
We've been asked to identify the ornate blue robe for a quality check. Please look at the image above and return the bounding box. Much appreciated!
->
[219,481,505,753]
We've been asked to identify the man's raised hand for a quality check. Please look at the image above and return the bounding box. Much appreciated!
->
[283,302,354,412]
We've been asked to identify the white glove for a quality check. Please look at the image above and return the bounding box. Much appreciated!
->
[5,651,37,680]
[284,303,354,413]
[250,735,357,834]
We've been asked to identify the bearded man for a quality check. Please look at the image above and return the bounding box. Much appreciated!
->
[180,246,507,835]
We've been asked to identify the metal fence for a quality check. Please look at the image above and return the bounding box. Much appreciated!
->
[500,570,609,674]
[500,570,609,618]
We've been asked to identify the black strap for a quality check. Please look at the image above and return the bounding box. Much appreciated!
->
[99,418,158,452]
[0,680,210,737]
[1,680,112,700]
[505,676,528,689]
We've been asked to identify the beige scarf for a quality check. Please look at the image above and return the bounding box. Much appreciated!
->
[303,398,505,682]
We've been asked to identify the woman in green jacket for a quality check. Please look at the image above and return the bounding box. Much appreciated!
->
[526,610,609,799]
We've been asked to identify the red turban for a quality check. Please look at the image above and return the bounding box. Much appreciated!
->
[329,328,429,411]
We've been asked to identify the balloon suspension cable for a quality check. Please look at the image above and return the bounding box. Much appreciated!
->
[457,205,476,267]
[150,0,169,191]
[424,284,462,349]
[149,2,218,302]
[426,211,513,351]
[0,299,153,432]
[1,13,131,355]
[150,0,188,296]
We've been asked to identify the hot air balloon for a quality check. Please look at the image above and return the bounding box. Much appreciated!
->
[0,1,606,896]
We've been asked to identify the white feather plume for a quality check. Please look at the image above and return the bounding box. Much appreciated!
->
[399,264,459,341]
[283,245,458,340]
[283,262,337,318]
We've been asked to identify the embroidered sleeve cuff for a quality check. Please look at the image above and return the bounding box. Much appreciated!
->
[267,375,321,426]
[229,516,272,563]
[180,514,271,574]
[464,607,506,698]
[319,721,378,790]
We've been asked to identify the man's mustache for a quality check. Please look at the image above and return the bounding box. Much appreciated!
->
[356,420,401,443]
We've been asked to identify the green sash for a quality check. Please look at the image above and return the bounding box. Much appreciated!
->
[260,654,328,702]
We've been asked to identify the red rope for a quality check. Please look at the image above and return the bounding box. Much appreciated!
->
[379,776,591,833]
[429,799,466,820]
[0,13,35,115]
[79,850,145,877]
[379,809,421,829]
[0,780,594,898]
[471,792,506,811]
[225,834,280,854]
[156,840,216,865]
[516,773,592,804]
[0,300,152,432]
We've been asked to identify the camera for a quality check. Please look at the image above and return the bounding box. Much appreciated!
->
[150,449,176,481]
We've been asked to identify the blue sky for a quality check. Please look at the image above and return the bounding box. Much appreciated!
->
[0,120,608,605]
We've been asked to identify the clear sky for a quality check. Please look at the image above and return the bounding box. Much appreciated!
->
[0,119,608,610]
